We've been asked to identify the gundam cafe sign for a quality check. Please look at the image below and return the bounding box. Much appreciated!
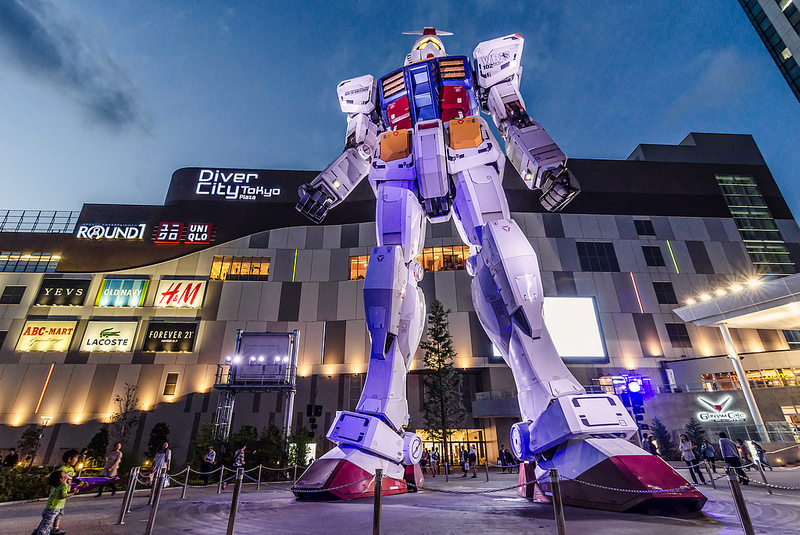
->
[80,321,138,352]
[16,321,77,352]
[194,169,281,201]
[696,395,747,423]
[143,322,198,352]
[155,280,206,308]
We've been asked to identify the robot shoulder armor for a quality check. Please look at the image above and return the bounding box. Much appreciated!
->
[473,34,524,89]
[337,74,377,115]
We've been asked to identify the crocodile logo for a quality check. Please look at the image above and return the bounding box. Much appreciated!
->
[100,328,121,338]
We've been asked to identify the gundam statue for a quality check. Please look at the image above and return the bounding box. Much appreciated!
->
[293,29,705,513]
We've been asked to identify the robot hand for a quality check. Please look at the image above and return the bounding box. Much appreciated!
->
[538,165,580,212]
[296,183,334,223]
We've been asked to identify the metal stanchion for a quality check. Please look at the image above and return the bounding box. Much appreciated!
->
[484,461,489,482]
[146,468,155,505]
[444,462,449,482]
[755,460,773,495]
[218,467,225,494]
[226,468,244,535]
[182,466,190,499]
[257,464,262,490]
[116,467,138,525]
[726,467,755,535]
[703,460,716,490]
[373,469,383,535]
[144,467,166,535]
[549,468,567,535]
[293,464,298,483]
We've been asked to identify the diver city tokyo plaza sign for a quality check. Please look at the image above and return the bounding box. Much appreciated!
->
[195,169,281,201]
[80,321,138,352]
[697,395,747,423]
[16,321,77,352]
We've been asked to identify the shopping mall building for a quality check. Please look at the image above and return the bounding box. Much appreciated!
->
[3,132,800,467]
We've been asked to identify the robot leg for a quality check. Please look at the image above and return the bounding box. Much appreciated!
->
[294,184,425,499]
[470,219,706,512]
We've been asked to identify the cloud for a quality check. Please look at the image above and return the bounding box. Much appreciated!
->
[0,0,150,131]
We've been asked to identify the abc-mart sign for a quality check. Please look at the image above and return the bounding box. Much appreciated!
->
[16,320,77,352]
[76,223,147,240]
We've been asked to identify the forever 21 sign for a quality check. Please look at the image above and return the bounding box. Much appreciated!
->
[35,279,91,306]
[143,322,198,353]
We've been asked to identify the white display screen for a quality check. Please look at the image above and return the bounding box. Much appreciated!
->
[493,297,608,362]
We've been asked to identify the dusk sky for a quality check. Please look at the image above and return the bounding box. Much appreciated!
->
[1,1,799,216]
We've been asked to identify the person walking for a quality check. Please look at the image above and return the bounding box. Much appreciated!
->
[679,435,705,485]
[223,444,246,490]
[647,436,659,456]
[429,448,438,477]
[51,449,80,535]
[468,445,477,478]
[96,442,122,497]
[2,447,19,471]
[499,445,509,473]
[420,448,428,475]
[719,432,748,485]
[201,445,216,485]
[701,440,717,473]
[149,442,172,496]
[33,470,78,535]
[737,439,752,471]
[461,447,469,477]
[752,441,773,471]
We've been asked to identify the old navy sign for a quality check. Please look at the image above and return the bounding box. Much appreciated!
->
[95,279,149,307]
[16,320,77,352]
[697,396,747,423]
[195,169,281,201]
[155,280,206,308]
[76,223,147,240]
[143,322,198,352]
[80,321,138,352]
[35,279,91,306]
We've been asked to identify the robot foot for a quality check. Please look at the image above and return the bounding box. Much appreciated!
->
[521,438,707,514]
[292,446,420,500]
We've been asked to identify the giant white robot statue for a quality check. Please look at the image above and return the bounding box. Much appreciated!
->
[293,29,705,512]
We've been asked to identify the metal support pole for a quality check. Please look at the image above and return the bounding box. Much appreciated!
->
[444,462,449,482]
[484,461,489,482]
[373,469,383,535]
[703,460,716,490]
[755,460,772,495]
[293,464,298,483]
[116,467,138,525]
[182,466,190,499]
[218,467,225,494]
[257,464,262,490]
[226,468,244,535]
[726,467,755,535]
[147,468,155,505]
[719,323,768,441]
[144,467,166,535]
[549,468,567,535]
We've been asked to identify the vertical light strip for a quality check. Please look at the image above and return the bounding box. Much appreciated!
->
[630,272,644,314]
[34,363,55,414]
[666,240,680,273]
[292,249,298,282]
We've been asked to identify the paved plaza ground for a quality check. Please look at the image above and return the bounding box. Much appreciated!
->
[2,465,799,534]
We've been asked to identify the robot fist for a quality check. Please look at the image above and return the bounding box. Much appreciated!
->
[538,165,580,212]
[296,184,334,224]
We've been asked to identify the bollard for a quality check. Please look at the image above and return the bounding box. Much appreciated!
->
[293,464,298,483]
[485,461,489,482]
[549,468,567,535]
[257,464,262,490]
[147,468,155,506]
[373,469,383,535]
[226,468,244,535]
[182,466,190,499]
[218,466,225,494]
[755,460,773,495]
[726,467,755,535]
[116,467,138,525]
[703,460,716,490]
[144,467,166,535]
[444,462,449,482]
[127,467,138,513]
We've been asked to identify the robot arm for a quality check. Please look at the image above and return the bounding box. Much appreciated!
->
[473,35,580,212]
[296,75,381,223]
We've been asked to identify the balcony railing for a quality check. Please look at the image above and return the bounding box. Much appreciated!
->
[0,210,79,233]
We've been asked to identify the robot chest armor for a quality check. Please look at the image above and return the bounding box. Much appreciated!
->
[378,56,480,131]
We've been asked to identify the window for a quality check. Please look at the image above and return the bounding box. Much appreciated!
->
[163,373,179,396]
[634,220,656,236]
[0,286,26,304]
[210,256,270,281]
[349,246,470,280]
[653,281,678,304]
[576,242,619,272]
[784,330,800,349]
[642,246,665,267]
[0,331,6,350]
[0,252,60,273]
[665,323,692,348]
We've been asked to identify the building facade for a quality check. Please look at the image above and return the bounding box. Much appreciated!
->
[2,133,800,467]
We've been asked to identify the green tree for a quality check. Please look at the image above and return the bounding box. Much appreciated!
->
[109,383,141,448]
[287,426,314,468]
[420,300,466,467]
[651,417,677,460]
[146,422,171,458]
[684,417,707,446]
[17,426,43,471]
[86,427,110,466]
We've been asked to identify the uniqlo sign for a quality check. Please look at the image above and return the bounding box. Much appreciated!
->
[155,280,206,308]
[154,222,183,244]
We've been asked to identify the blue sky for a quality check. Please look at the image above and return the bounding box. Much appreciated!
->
[1,1,799,216]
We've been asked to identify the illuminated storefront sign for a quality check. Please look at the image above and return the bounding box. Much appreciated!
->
[34,279,91,306]
[154,223,214,245]
[75,223,147,240]
[697,396,747,422]
[16,320,77,352]
[155,280,206,308]
[80,321,138,352]
[143,322,198,352]
[95,279,149,307]
[194,169,281,201]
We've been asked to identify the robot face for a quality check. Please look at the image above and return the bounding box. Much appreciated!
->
[405,35,447,65]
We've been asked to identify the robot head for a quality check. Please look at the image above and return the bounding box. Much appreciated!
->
[403,27,451,65]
